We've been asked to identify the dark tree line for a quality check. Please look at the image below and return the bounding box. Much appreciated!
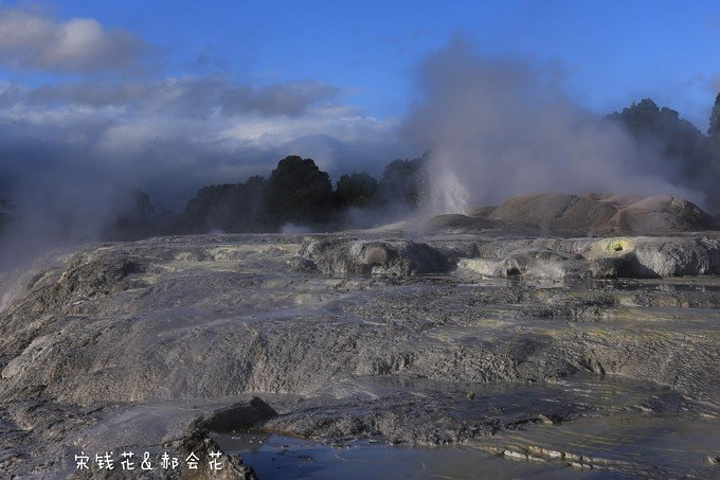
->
[178,176,268,233]
[169,154,428,235]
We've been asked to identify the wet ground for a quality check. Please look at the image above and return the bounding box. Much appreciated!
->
[0,233,718,478]
[217,434,605,480]
[215,373,719,479]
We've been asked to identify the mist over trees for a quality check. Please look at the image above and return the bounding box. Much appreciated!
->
[167,92,720,239]
[336,173,378,208]
[177,176,268,234]
[3,93,720,244]
[102,189,157,241]
[606,98,720,209]
[708,93,720,144]
[165,93,720,238]
[376,155,429,208]
[173,154,429,235]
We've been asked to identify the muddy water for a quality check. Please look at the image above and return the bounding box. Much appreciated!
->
[216,374,720,478]
[217,434,607,480]
[482,412,719,478]
[219,428,716,479]
[472,376,720,478]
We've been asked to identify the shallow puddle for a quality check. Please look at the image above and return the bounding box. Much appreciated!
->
[216,434,619,479]
[215,374,720,479]
[480,411,720,478]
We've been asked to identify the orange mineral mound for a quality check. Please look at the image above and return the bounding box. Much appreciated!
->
[453,193,717,235]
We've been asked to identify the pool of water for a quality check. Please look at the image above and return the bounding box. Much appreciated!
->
[217,434,626,480]
[215,374,720,479]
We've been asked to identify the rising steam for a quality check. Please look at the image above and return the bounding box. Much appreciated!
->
[402,37,701,214]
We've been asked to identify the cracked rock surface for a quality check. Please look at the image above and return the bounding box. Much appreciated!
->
[0,230,718,478]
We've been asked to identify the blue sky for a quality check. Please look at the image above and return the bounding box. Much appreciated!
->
[1,1,720,207]
[21,0,718,124]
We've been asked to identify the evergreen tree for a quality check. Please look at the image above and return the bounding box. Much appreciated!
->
[708,92,720,144]
[607,97,720,210]
[336,172,378,208]
[377,154,429,208]
[265,155,334,228]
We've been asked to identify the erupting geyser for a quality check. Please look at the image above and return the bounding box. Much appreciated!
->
[427,150,470,214]
[406,38,704,212]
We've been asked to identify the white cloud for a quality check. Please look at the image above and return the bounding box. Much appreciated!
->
[0,6,146,73]
[0,75,409,209]
[219,105,392,145]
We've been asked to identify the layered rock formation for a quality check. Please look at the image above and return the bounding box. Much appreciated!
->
[447,193,717,235]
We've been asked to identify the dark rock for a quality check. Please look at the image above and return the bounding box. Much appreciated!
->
[195,397,278,433]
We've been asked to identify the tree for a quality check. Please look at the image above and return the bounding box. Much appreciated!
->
[265,155,334,228]
[376,155,429,208]
[607,98,702,141]
[607,98,709,175]
[104,189,156,240]
[180,183,233,232]
[707,92,720,210]
[178,176,269,234]
[607,97,720,210]
[336,172,378,208]
[708,92,720,145]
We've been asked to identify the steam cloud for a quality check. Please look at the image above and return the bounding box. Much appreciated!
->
[402,37,702,214]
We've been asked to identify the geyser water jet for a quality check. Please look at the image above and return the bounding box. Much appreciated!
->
[428,150,470,214]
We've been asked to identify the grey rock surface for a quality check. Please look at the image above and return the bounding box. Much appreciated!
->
[485,193,717,235]
[0,229,718,477]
